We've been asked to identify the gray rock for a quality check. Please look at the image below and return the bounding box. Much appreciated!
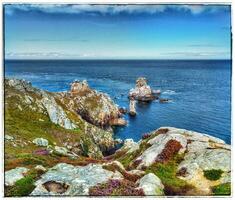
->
[128,169,146,176]
[54,146,68,156]
[136,132,187,168]
[41,91,76,130]
[6,78,34,92]
[122,139,139,153]
[137,173,164,196]
[5,167,29,186]
[129,77,156,102]
[58,80,122,127]
[33,138,48,147]
[31,163,122,196]
[5,134,14,141]
[35,165,47,172]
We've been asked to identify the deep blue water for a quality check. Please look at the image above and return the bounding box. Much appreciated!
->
[5,60,231,144]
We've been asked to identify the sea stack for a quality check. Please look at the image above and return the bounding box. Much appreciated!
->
[129,77,156,102]
[129,99,136,116]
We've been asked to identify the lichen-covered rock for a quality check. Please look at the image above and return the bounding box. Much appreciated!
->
[132,127,231,195]
[31,163,122,196]
[33,138,49,147]
[41,91,76,130]
[5,167,29,186]
[129,99,137,116]
[109,118,127,126]
[5,134,14,141]
[54,146,69,156]
[137,173,164,196]
[136,131,187,169]
[4,78,116,159]
[56,80,125,128]
[121,139,140,153]
[35,165,47,172]
[5,79,35,93]
[129,77,156,102]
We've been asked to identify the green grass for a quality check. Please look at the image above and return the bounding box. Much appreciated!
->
[212,183,231,195]
[203,169,223,181]
[5,82,111,175]
[4,169,43,197]
[145,154,193,195]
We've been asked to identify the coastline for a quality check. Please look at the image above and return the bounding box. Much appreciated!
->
[4,77,231,196]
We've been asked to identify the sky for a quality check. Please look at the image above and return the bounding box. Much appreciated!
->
[4,4,231,60]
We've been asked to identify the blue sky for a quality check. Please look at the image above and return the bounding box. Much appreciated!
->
[4,4,231,59]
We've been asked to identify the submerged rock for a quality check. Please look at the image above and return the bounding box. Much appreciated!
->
[5,167,29,186]
[159,98,171,103]
[129,77,156,102]
[31,163,122,196]
[137,173,164,196]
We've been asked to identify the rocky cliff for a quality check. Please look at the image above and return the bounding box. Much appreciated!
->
[4,79,231,197]
[4,78,124,160]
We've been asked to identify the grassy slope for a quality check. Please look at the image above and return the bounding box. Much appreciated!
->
[4,83,105,171]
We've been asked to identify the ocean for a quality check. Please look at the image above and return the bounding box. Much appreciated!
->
[5,59,231,144]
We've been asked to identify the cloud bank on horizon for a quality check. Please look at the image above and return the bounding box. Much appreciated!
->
[4,4,231,59]
[5,4,229,15]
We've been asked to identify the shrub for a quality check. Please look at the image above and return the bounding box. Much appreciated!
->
[203,169,223,181]
[89,179,144,196]
[33,149,50,155]
[212,183,231,195]
[155,140,182,163]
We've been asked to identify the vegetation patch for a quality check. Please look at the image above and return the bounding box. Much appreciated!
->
[155,140,182,163]
[212,183,231,195]
[117,141,151,170]
[5,169,44,197]
[89,179,144,196]
[146,154,192,195]
[203,169,223,181]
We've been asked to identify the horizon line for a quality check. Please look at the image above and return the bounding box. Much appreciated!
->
[4,58,231,61]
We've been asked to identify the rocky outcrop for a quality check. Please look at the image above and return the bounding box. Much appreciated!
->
[56,80,126,128]
[129,127,231,195]
[137,173,164,196]
[5,167,29,186]
[31,163,122,196]
[129,99,136,116]
[121,139,140,153]
[129,77,157,102]
[109,118,127,126]
[5,78,117,158]
[41,91,77,130]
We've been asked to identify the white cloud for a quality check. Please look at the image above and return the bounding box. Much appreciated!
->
[4,4,228,16]
[5,52,83,59]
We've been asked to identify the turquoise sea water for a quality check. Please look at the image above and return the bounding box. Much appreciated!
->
[5,59,231,144]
